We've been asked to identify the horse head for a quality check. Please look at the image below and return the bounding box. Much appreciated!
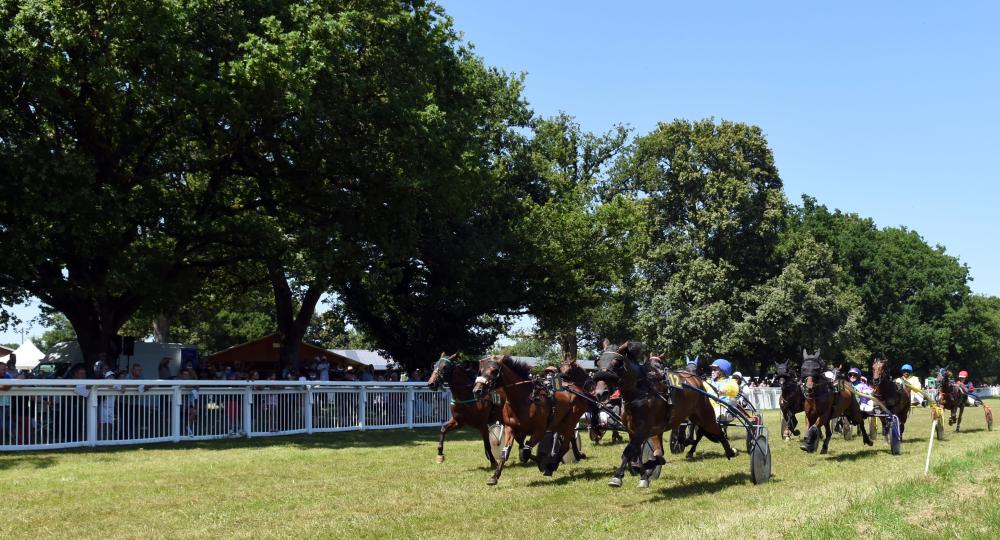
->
[427,352,458,391]
[559,359,594,393]
[593,345,625,402]
[871,357,889,386]
[472,356,503,399]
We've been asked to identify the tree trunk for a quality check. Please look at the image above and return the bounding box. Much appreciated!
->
[557,329,578,362]
[270,268,328,373]
[153,314,172,343]
[59,297,140,376]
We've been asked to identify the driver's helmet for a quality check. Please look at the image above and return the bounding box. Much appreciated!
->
[732,371,743,381]
[958,370,969,379]
[848,367,862,377]
[710,359,733,377]
[901,363,913,373]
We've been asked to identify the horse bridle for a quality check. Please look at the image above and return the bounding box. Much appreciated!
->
[428,358,453,390]
[593,351,623,386]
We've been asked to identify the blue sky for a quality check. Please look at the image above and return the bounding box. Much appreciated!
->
[3,2,998,343]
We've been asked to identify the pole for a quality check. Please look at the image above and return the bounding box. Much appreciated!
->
[924,419,937,475]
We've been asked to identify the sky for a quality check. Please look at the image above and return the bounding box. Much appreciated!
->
[3,1,999,344]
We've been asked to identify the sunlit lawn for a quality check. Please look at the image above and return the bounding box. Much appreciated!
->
[1,400,997,539]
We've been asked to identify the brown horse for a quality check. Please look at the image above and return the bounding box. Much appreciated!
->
[936,370,966,432]
[871,358,911,439]
[558,360,623,445]
[800,350,873,454]
[426,354,503,466]
[472,355,589,486]
[596,342,737,488]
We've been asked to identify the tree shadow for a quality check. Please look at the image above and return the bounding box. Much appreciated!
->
[644,472,755,502]
[0,455,57,470]
[826,448,880,462]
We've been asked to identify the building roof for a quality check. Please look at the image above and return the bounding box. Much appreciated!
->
[328,349,394,370]
[206,335,364,369]
[508,355,596,370]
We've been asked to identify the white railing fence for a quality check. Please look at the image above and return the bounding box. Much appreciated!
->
[2,381,995,452]
[0,380,452,451]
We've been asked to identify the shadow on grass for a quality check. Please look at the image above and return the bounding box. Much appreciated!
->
[525,467,610,486]
[826,448,880,462]
[0,455,57,470]
[0,426,485,462]
[643,472,754,502]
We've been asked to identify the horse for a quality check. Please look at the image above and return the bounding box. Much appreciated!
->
[775,360,804,441]
[559,360,623,445]
[936,369,966,432]
[799,349,873,454]
[870,357,911,439]
[472,355,589,486]
[426,354,503,466]
[594,341,737,488]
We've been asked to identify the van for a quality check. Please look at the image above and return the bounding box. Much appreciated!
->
[36,341,198,379]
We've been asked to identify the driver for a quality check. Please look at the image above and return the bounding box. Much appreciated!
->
[709,359,740,422]
[847,368,875,414]
[895,364,925,407]
[957,371,976,406]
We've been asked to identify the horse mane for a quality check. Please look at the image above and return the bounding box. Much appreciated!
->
[499,356,533,380]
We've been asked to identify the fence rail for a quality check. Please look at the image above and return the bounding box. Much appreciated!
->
[1,380,996,452]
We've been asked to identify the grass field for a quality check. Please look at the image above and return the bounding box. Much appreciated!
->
[1,400,997,539]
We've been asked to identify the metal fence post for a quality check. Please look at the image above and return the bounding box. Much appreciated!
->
[305,386,314,434]
[405,385,415,428]
[172,386,182,442]
[243,384,253,438]
[86,388,98,447]
[358,385,367,431]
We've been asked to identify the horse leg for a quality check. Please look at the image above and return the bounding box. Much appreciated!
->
[609,439,640,487]
[437,417,459,463]
[956,404,964,432]
[686,427,704,459]
[480,426,498,468]
[570,429,587,461]
[487,428,516,486]
[518,434,533,463]
[820,418,833,454]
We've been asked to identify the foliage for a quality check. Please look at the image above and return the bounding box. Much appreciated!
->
[34,310,77,353]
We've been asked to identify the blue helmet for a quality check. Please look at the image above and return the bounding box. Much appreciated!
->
[848,367,862,377]
[900,364,913,373]
[710,359,733,377]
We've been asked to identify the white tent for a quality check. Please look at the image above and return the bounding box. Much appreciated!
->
[328,349,394,371]
[0,340,46,370]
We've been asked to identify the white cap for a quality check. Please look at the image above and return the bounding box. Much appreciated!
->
[104,370,116,378]
[733,371,743,379]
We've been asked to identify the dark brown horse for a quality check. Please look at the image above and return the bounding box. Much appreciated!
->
[596,342,737,488]
[775,360,804,441]
[936,369,966,432]
[559,360,623,445]
[472,355,589,485]
[426,354,503,466]
[871,358,911,439]
[800,350,873,454]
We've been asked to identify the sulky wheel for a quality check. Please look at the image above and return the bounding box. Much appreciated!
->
[488,422,504,458]
[750,432,771,485]
[669,426,686,454]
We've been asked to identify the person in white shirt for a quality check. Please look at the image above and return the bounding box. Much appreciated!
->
[317,356,330,382]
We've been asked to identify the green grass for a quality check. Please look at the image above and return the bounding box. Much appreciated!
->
[1,400,997,539]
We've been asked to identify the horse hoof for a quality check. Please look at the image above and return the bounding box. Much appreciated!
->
[486,477,498,486]
[820,448,828,455]
[800,444,811,452]
[608,477,622,488]
[792,429,801,436]
[436,455,445,464]
[578,454,587,460]
[638,479,649,489]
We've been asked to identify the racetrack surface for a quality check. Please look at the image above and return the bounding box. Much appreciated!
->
[1,399,997,539]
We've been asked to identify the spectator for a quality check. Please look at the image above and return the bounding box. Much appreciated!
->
[71,365,90,441]
[179,369,199,436]
[410,369,424,382]
[123,364,150,438]
[158,357,173,379]
[344,367,357,382]
[6,353,17,373]
[359,365,375,382]
[0,362,13,442]
[317,356,330,381]
[99,370,120,439]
